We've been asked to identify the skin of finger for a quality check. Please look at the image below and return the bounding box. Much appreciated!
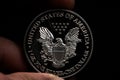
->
[0,73,10,80]
[5,72,64,80]
[0,37,27,72]
[49,0,75,9]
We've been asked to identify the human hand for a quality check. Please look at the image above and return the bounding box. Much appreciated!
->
[0,0,75,80]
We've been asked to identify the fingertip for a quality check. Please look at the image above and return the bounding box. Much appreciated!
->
[0,37,27,73]
[49,0,75,10]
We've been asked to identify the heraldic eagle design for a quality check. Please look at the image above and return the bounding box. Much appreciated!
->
[37,27,81,68]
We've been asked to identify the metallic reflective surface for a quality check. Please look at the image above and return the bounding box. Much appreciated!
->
[24,9,93,78]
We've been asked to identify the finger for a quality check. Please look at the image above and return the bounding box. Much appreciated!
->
[0,72,64,80]
[0,37,27,73]
[49,0,75,9]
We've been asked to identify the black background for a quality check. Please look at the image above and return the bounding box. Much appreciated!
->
[0,0,119,80]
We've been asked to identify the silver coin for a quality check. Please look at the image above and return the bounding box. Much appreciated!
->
[24,9,93,78]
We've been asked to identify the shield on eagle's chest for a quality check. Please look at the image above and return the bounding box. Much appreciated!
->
[52,44,66,62]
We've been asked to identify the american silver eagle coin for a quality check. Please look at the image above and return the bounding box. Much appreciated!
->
[24,9,93,78]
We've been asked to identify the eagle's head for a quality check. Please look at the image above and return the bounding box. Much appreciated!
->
[56,38,63,44]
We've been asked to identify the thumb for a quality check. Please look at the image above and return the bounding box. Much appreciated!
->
[0,72,64,80]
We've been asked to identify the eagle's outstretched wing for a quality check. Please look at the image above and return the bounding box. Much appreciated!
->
[65,27,81,42]
[37,27,54,56]
[39,27,54,41]
[65,27,81,58]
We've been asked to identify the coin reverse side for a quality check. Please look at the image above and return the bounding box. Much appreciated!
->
[24,9,93,78]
